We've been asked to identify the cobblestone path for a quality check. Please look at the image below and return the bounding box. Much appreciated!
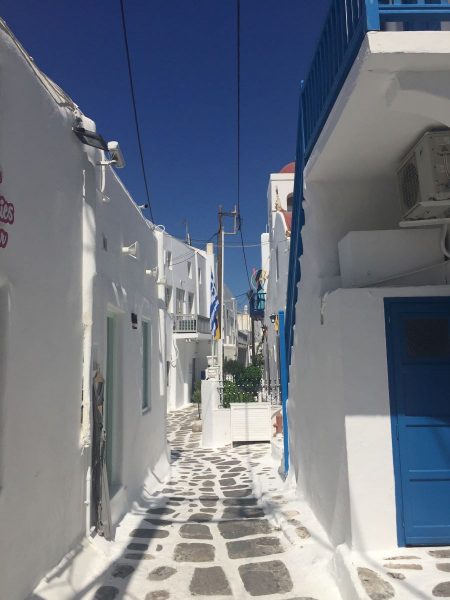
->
[33,406,341,600]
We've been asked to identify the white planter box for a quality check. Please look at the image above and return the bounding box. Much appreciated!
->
[230,403,272,443]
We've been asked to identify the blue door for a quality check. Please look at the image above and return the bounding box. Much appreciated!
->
[385,297,450,546]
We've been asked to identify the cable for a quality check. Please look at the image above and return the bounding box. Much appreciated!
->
[119,0,155,222]
[236,0,252,291]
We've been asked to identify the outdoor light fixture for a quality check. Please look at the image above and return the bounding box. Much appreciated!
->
[73,123,125,168]
[73,125,108,151]
[138,204,149,210]
[270,313,277,324]
[122,241,140,260]
[145,267,158,278]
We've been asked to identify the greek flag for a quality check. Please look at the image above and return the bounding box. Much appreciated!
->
[210,270,220,340]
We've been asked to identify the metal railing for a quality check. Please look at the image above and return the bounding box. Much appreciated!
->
[285,0,450,369]
[173,314,210,335]
[249,291,266,320]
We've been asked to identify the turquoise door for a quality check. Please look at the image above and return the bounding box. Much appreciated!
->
[105,314,120,493]
[385,297,450,546]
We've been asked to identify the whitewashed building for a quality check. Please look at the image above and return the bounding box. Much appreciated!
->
[261,164,294,388]
[0,20,170,599]
[284,0,450,566]
[162,235,214,410]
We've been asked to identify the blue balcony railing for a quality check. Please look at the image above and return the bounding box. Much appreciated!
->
[249,291,266,321]
[285,0,450,368]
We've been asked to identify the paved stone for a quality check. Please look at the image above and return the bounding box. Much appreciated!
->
[222,488,253,497]
[111,564,134,578]
[239,560,293,596]
[434,582,450,597]
[144,518,173,527]
[32,406,343,600]
[148,566,177,581]
[145,592,170,600]
[218,519,272,539]
[188,512,213,523]
[383,562,422,570]
[189,566,232,596]
[147,507,175,515]
[223,506,265,520]
[220,478,236,486]
[387,572,405,580]
[179,523,213,539]
[357,568,395,600]
[174,542,215,562]
[227,536,284,559]
[432,551,450,559]
[296,526,311,539]
[128,542,148,551]
[94,587,120,600]
[438,564,450,572]
[129,528,169,539]
[223,498,258,506]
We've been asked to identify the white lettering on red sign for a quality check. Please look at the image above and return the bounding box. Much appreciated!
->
[0,196,14,225]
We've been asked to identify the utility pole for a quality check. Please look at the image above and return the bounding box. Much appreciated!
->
[251,313,255,364]
[216,205,238,376]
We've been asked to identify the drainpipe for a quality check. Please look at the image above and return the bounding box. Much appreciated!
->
[81,164,97,536]
[278,310,289,475]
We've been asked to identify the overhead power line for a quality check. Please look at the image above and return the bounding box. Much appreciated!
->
[236,0,251,290]
[119,0,154,222]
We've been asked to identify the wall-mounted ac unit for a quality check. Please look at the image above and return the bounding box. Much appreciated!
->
[398,130,450,226]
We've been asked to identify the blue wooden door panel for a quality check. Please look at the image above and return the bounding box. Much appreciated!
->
[385,297,450,546]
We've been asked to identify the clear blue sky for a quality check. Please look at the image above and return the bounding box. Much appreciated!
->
[2,0,330,301]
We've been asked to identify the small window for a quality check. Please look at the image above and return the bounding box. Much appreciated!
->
[142,320,151,411]
[187,261,192,278]
[286,193,293,212]
[165,286,172,311]
[187,292,194,315]
[165,250,172,270]
[275,246,279,281]
[176,288,185,314]
[198,267,202,284]
[405,318,450,359]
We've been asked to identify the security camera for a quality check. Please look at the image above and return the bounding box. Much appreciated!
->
[107,141,125,169]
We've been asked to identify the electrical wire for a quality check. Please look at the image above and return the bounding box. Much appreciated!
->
[119,0,155,222]
[236,0,252,291]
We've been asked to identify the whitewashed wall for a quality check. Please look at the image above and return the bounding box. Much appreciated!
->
[0,24,86,599]
[263,173,293,385]
[162,234,213,410]
[0,21,170,598]
[85,165,170,524]
[288,31,450,552]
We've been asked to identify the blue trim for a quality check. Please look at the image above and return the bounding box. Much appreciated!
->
[278,310,289,475]
[384,296,450,547]
[384,299,406,547]
[365,0,380,30]
[284,0,450,373]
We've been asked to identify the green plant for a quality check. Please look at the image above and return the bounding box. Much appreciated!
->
[223,359,245,381]
[191,380,202,419]
[221,381,255,409]
[252,353,264,368]
[235,364,262,396]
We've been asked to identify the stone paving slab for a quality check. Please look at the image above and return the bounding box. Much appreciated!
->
[32,406,342,600]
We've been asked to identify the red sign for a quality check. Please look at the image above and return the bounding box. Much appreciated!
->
[0,228,8,248]
[0,196,14,225]
[0,174,14,248]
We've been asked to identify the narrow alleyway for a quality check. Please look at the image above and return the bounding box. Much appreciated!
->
[33,407,341,600]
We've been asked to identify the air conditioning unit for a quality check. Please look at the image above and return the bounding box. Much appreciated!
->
[398,130,450,226]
